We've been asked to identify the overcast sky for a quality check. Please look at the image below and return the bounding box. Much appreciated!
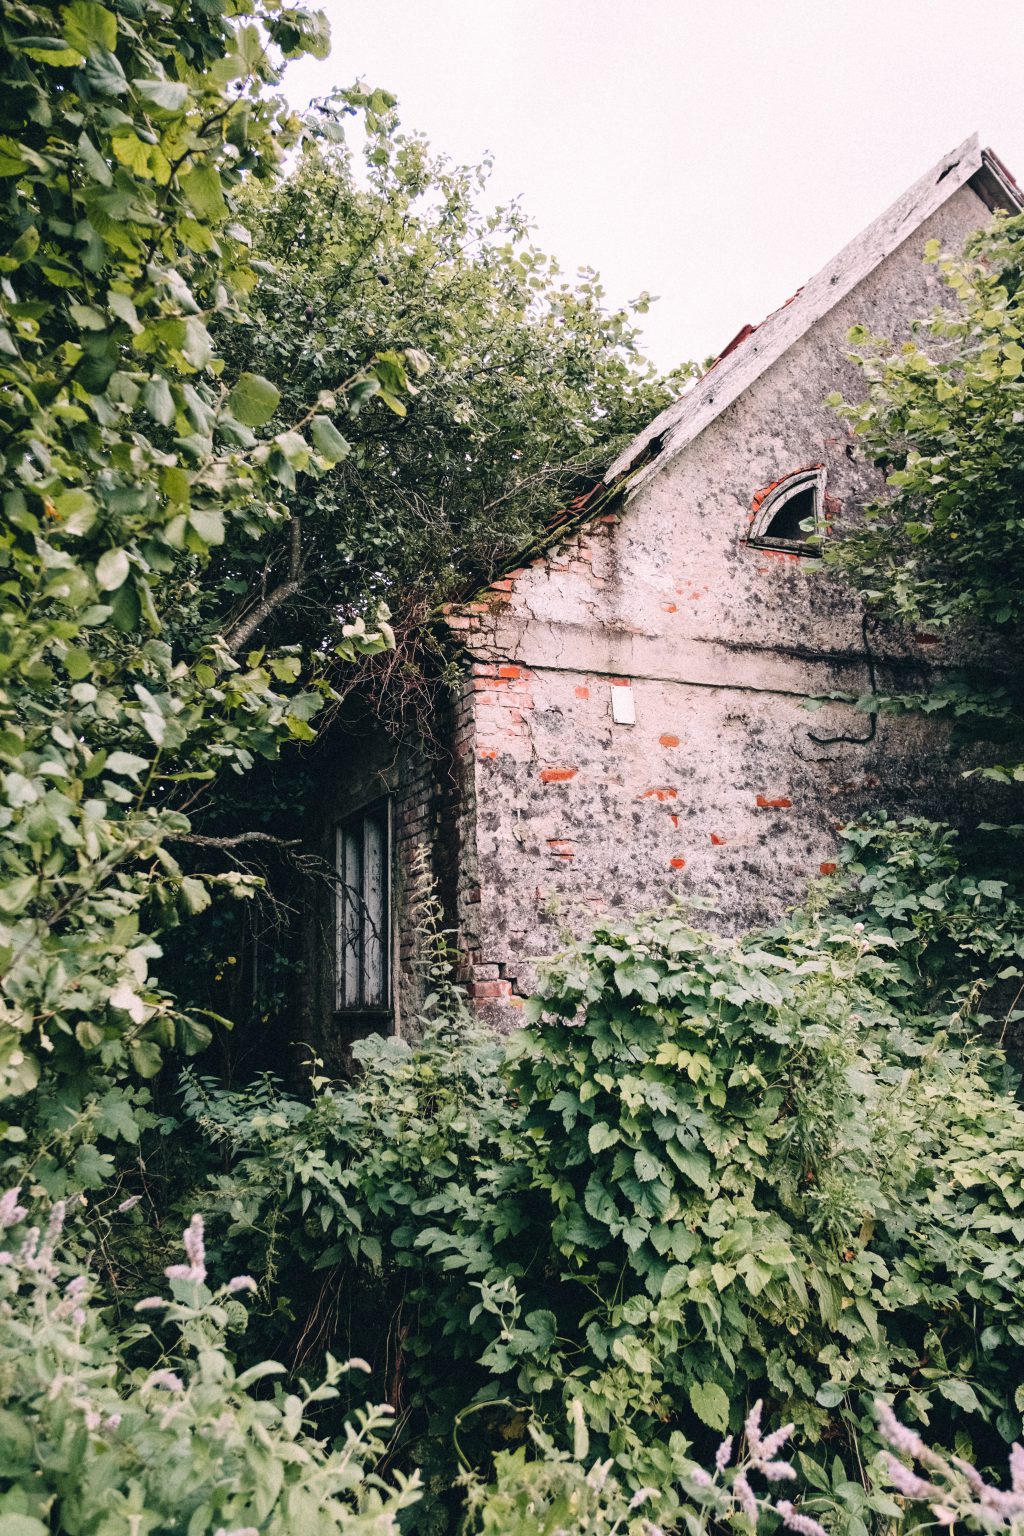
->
[280,1,1024,373]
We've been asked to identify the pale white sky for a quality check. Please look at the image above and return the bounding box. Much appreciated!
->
[281,1,1024,372]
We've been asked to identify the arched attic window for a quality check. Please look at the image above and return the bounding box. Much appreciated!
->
[747,467,825,553]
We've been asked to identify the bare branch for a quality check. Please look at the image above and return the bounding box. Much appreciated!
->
[222,516,304,654]
[170,832,302,850]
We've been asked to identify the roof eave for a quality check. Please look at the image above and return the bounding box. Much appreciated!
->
[603,134,1021,503]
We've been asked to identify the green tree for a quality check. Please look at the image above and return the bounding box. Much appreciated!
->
[824,213,1024,785]
[216,98,693,666]
[0,2,412,1171]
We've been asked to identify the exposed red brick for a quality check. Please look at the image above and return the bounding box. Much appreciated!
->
[659,733,680,748]
[546,839,574,859]
[498,663,525,679]
[710,833,727,845]
[641,786,677,801]
[575,685,590,700]
[467,979,513,1000]
[599,513,619,524]
[490,578,515,592]
[756,794,792,809]
[478,749,497,761]
[662,602,678,613]
[669,813,679,828]
[540,767,577,784]
[610,676,631,687]
[819,862,838,875]
[669,857,687,870]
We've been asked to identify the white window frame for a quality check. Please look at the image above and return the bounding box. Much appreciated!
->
[334,799,392,1014]
[747,467,825,552]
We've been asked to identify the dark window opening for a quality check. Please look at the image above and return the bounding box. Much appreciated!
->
[335,801,391,1014]
[763,484,816,542]
[747,469,824,552]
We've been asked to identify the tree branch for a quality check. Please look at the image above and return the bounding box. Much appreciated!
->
[170,832,302,850]
[222,516,304,654]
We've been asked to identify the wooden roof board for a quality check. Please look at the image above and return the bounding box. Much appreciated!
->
[601,136,1023,502]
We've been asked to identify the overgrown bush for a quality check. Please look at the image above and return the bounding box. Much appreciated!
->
[185,819,1024,1532]
[0,1192,420,1535]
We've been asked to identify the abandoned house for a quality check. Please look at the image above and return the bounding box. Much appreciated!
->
[302,134,1022,1048]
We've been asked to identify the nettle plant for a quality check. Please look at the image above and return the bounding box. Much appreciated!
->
[0,1,415,1157]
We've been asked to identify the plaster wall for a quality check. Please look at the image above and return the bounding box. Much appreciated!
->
[452,182,997,1021]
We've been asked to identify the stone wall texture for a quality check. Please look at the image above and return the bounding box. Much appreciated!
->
[442,180,997,1026]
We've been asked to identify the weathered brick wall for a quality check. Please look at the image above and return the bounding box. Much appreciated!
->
[448,179,1002,1026]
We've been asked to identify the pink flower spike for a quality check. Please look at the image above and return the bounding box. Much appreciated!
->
[134,1296,167,1311]
[117,1196,141,1213]
[744,1399,764,1454]
[930,1506,956,1527]
[759,1422,796,1461]
[874,1399,929,1463]
[760,1460,797,1483]
[183,1213,206,1278]
[776,1500,830,1536]
[715,1435,734,1472]
[1011,1443,1024,1495]
[0,1188,27,1231]
[883,1453,938,1501]
[734,1471,759,1525]
[226,1275,257,1295]
[147,1370,184,1392]
[689,1467,713,1489]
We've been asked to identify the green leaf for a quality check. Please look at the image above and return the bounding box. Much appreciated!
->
[95,547,130,591]
[0,876,37,915]
[62,1,118,53]
[310,414,350,463]
[0,1512,51,1536]
[111,132,151,177]
[936,1379,983,1414]
[105,751,149,779]
[183,163,227,220]
[588,1121,619,1154]
[689,1380,729,1434]
[634,1148,664,1182]
[188,508,225,547]
[84,48,128,96]
[142,374,175,426]
[134,78,189,112]
[226,372,280,427]
[129,1039,162,1078]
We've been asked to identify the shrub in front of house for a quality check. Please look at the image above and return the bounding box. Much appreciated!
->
[187,818,1024,1532]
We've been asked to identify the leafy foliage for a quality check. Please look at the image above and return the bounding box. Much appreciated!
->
[824,214,1024,781]
[224,102,693,660]
[189,822,1024,1532]
[0,1193,420,1535]
[0,0,411,1154]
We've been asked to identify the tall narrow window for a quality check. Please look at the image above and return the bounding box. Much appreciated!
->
[335,800,391,1014]
[747,467,825,552]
